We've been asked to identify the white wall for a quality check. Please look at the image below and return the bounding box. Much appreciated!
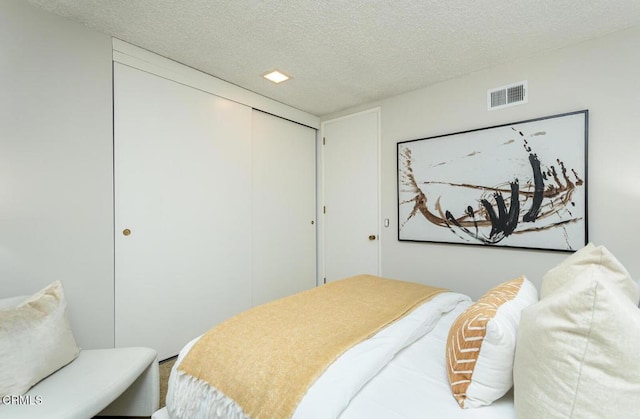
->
[323,26,640,298]
[0,0,114,347]
[3,0,639,348]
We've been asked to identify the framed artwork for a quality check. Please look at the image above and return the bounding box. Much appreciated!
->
[398,110,588,252]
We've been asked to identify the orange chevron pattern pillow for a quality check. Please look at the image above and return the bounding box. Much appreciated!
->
[446,276,537,408]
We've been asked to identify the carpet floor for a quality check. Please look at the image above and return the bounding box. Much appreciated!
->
[159,356,177,409]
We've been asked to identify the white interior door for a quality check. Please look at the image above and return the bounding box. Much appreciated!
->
[251,111,317,305]
[114,63,253,359]
[322,109,380,283]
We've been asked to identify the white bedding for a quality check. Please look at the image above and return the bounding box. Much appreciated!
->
[339,297,514,418]
[164,292,514,419]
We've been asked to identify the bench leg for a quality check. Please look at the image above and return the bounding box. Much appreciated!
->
[97,357,160,417]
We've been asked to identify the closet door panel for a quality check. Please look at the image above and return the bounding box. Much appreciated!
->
[251,111,317,305]
[114,63,252,359]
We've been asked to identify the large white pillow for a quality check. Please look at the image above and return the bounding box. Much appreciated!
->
[0,281,79,396]
[540,242,639,301]
[514,244,640,418]
[446,275,538,408]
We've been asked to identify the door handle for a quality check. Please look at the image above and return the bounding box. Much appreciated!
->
[368,234,377,241]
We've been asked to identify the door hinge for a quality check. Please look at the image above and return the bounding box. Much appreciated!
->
[323,137,326,145]
[323,206,326,214]
[323,277,327,284]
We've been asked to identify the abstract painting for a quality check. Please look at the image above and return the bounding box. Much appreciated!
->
[398,110,588,251]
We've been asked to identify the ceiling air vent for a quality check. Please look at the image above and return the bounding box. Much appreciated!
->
[487,81,528,111]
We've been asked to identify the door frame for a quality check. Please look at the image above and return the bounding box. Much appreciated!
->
[318,107,382,284]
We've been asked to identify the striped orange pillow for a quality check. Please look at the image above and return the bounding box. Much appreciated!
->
[446,276,537,408]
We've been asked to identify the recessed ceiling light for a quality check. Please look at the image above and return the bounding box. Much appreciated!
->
[263,70,290,84]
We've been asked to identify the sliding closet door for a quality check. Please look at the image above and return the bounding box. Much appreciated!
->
[251,111,317,306]
[114,63,252,359]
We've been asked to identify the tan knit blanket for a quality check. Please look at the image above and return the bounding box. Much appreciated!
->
[178,274,446,418]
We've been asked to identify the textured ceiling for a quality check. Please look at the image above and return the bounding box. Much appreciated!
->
[27,0,640,116]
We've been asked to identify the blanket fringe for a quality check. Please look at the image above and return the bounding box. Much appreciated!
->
[167,369,249,419]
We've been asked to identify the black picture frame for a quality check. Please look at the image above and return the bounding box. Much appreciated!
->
[397,110,588,252]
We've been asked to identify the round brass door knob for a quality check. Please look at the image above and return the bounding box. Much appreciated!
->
[123,229,131,236]
[368,234,376,240]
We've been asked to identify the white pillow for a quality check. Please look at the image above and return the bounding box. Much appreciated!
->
[0,281,79,396]
[446,276,538,408]
[514,244,640,418]
[540,242,639,301]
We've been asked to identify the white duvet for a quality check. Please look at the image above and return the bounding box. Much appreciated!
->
[165,292,514,419]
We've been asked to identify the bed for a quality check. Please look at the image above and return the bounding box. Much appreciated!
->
[153,244,640,419]
[153,274,524,419]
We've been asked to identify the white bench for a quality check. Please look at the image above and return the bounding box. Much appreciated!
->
[0,293,159,418]
[1,346,159,418]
